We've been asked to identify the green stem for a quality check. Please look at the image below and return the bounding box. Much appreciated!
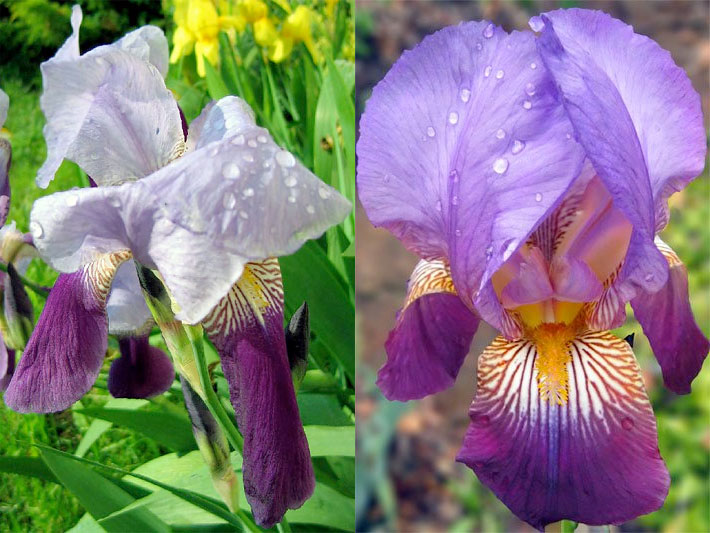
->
[188,328,244,454]
[0,262,49,297]
[236,510,262,533]
[278,517,293,533]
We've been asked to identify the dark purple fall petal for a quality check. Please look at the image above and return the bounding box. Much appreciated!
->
[631,239,709,394]
[108,335,174,399]
[377,259,479,400]
[203,259,314,527]
[457,332,669,530]
[533,9,705,301]
[357,20,585,332]
[4,251,130,413]
[0,341,14,391]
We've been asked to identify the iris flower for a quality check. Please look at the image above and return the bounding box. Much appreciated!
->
[5,6,349,527]
[0,89,36,391]
[357,9,708,530]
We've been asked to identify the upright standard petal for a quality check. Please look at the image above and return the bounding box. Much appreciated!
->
[532,9,706,233]
[203,259,314,528]
[378,259,479,401]
[30,96,351,325]
[108,335,174,399]
[357,21,585,321]
[114,25,170,78]
[38,8,183,188]
[533,9,705,301]
[631,238,709,394]
[457,332,669,530]
[4,251,131,413]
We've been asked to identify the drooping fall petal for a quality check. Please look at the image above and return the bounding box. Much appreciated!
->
[457,331,669,530]
[108,335,174,399]
[203,259,314,527]
[378,259,479,401]
[631,238,709,394]
[5,251,131,412]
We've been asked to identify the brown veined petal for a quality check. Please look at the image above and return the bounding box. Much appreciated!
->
[202,258,314,528]
[457,331,669,531]
[5,250,131,413]
[377,258,479,401]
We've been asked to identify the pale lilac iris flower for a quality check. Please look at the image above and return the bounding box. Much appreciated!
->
[4,6,350,527]
[357,9,708,530]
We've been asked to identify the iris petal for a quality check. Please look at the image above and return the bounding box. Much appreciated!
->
[357,21,585,332]
[203,259,314,527]
[457,331,669,530]
[5,251,131,413]
[108,335,174,399]
[106,260,152,335]
[534,9,705,300]
[631,238,709,394]
[378,259,479,401]
[37,5,183,188]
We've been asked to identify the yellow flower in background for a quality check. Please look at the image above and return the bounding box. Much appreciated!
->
[240,0,268,23]
[325,0,338,20]
[170,0,245,77]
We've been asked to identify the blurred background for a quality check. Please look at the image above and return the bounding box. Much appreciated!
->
[355,1,710,532]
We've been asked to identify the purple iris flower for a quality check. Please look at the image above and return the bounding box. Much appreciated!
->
[357,9,708,530]
[4,6,349,527]
[0,89,37,391]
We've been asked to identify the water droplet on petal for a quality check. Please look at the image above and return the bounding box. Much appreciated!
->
[621,417,634,430]
[242,187,255,198]
[222,162,241,180]
[287,194,297,203]
[476,42,483,51]
[209,147,219,157]
[522,100,532,110]
[460,88,471,103]
[426,126,436,138]
[512,139,525,154]
[318,185,331,199]
[455,229,462,237]
[525,82,536,96]
[485,246,493,260]
[484,65,492,78]
[383,174,391,183]
[242,153,254,163]
[495,69,504,79]
[448,112,459,125]
[535,192,543,202]
[65,194,79,207]
[566,133,572,140]
[247,139,258,148]
[496,128,506,139]
[30,221,43,239]
[239,210,249,219]
[231,134,245,145]
[223,192,236,209]
[435,200,442,212]
[449,169,459,182]
[452,195,459,206]
[306,204,315,214]
[483,23,494,39]
[530,62,537,69]
[108,197,121,208]
[275,150,296,167]
[493,158,509,174]
[644,273,654,282]
[284,175,298,187]
[257,134,268,143]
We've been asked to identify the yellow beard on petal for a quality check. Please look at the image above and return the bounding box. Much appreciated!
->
[528,321,581,405]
